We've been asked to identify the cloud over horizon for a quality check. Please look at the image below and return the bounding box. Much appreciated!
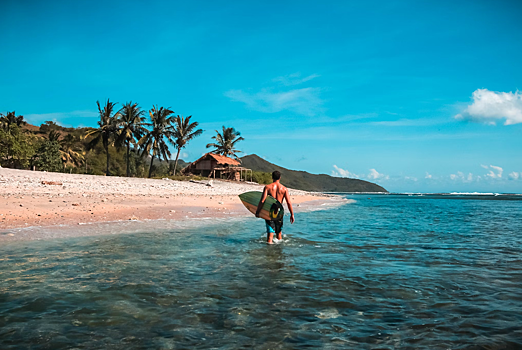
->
[332,166,389,181]
[482,164,503,179]
[455,89,522,125]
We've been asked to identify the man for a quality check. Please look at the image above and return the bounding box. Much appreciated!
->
[255,171,295,244]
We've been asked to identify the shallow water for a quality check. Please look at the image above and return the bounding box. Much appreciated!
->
[1,194,522,349]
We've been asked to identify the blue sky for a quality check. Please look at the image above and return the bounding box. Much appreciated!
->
[1,0,521,193]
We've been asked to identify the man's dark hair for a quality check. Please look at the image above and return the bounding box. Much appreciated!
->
[272,171,281,181]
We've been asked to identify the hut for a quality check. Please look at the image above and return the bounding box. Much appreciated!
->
[181,153,252,181]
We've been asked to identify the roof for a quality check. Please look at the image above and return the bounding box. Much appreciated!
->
[206,153,241,166]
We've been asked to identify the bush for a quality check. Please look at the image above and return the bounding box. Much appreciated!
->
[252,171,272,184]
[33,140,62,172]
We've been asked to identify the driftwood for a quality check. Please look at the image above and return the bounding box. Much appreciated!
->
[41,181,63,186]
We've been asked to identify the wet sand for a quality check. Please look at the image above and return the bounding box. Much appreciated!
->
[0,168,337,241]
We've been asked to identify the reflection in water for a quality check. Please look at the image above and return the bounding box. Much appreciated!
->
[1,194,522,349]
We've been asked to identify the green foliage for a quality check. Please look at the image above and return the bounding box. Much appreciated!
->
[139,106,176,178]
[86,99,119,175]
[206,126,244,159]
[39,121,60,134]
[252,171,273,184]
[34,140,62,172]
[0,125,36,168]
[171,115,203,175]
[0,111,26,132]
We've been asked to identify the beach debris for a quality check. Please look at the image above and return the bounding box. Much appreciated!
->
[41,181,63,185]
[7,233,14,236]
[170,210,175,213]
[19,204,23,207]
[218,201,224,204]
[129,216,138,220]
[72,203,80,206]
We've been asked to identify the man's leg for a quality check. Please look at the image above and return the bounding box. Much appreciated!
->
[275,219,284,241]
[266,221,275,244]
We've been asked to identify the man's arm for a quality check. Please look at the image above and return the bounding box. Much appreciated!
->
[283,189,295,224]
[255,186,268,217]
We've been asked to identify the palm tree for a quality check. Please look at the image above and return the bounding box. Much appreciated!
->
[59,134,84,169]
[0,111,26,133]
[86,99,119,176]
[47,130,84,170]
[171,115,203,175]
[139,106,175,178]
[206,126,244,159]
[116,102,146,177]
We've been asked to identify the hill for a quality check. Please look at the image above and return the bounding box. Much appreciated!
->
[240,154,387,193]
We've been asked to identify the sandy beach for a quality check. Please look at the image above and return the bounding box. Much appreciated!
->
[0,167,336,241]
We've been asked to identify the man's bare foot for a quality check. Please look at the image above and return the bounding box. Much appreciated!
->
[267,241,274,245]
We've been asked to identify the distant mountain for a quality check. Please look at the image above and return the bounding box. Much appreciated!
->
[240,154,387,193]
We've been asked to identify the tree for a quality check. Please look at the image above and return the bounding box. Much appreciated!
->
[60,134,84,169]
[139,106,175,178]
[40,121,60,134]
[0,111,26,134]
[48,130,61,142]
[33,139,62,172]
[206,126,244,159]
[116,102,146,177]
[171,115,203,175]
[0,125,35,168]
[86,99,119,175]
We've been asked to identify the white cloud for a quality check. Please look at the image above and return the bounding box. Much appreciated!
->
[332,165,359,178]
[405,176,418,182]
[509,172,520,180]
[225,87,323,116]
[450,171,474,182]
[272,72,320,86]
[455,89,522,125]
[425,172,433,179]
[367,168,389,181]
[482,164,503,179]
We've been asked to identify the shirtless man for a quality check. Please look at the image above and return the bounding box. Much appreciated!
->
[255,171,295,244]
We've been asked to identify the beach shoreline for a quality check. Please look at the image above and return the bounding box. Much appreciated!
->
[0,168,341,242]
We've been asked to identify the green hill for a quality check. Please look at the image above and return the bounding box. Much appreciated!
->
[240,154,387,193]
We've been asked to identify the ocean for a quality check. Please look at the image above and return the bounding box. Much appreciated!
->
[1,194,521,349]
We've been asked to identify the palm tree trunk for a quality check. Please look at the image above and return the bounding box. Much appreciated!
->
[148,154,154,178]
[106,147,110,176]
[173,148,181,176]
[126,141,130,177]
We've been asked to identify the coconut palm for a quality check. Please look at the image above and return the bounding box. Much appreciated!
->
[59,134,84,169]
[206,126,244,159]
[0,111,26,133]
[116,102,146,177]
[171,115,203,175]
[86,99,119,176]
[47,131,84,169]
[139,106,175,178]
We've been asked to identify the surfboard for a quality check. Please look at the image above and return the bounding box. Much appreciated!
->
[239,191,284,221]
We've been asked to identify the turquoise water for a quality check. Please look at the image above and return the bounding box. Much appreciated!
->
[1,194,522,349]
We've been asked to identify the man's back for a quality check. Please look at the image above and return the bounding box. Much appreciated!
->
[265,181,287,203]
